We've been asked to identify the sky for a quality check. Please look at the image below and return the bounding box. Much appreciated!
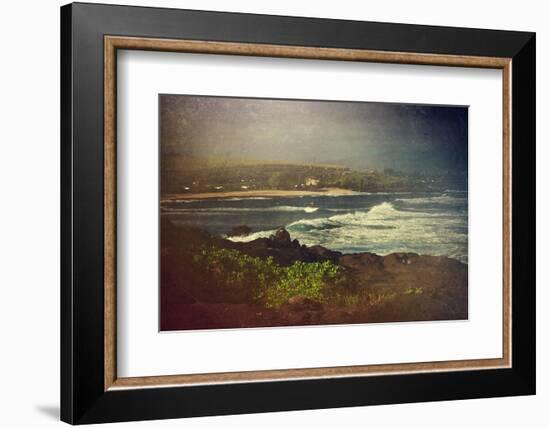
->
[160,94,468,174]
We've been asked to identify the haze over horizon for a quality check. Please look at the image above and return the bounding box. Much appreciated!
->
[160,94,468,174]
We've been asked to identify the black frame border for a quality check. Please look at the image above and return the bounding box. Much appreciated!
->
[61,2,535,424]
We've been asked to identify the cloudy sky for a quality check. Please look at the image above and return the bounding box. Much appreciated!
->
[160,94,468,174]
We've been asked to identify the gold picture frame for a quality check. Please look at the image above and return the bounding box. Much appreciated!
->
[103,36,512,391]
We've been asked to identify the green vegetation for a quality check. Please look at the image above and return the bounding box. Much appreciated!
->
[161,221,468,328]
[264,260,346,307]
[193,246,348,307]
[403,286,424,295]
[192,247,280,302]
[161,156,467,194]
[191,246,432,311]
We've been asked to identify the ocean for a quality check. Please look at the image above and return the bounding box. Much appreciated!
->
[161,191,468,264]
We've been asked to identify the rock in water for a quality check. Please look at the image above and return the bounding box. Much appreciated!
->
[227,225,252,237]
[270,228,291,245]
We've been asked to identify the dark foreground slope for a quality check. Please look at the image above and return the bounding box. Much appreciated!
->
[160,220,468,330]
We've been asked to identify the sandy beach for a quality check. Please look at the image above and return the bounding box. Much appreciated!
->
[162,187,356,200]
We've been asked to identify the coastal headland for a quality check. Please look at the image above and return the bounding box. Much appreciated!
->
[162,187,356,200]
[161,219,468,331]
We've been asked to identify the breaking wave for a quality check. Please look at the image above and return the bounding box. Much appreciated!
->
[227,201,468,263]
[395,195,467,205]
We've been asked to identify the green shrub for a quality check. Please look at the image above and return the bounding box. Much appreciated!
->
[192,247,279,301]
[264,260,345,307]
[192,246,347,307]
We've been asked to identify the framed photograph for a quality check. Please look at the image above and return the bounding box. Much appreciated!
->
[61,2,535,424]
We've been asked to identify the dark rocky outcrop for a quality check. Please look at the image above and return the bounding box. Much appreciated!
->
[226,225,253,237]
[307,245,342,264]
[222,227,339,266]
[339,252,384,270]
[271,227,291,244]
[160,220,468,331]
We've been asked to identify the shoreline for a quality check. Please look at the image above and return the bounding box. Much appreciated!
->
[160,222,468,330]
[162,187,356,200]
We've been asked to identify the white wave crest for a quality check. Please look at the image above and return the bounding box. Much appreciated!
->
[227,201,468,263]
[226,229,275,242]
[395,195,467,205]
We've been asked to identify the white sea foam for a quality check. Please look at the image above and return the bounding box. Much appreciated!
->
[395,195,467,205]
[227,229,275,242]
[226,201,468,263]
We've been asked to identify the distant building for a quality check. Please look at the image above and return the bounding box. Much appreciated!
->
[305,177,320,186]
